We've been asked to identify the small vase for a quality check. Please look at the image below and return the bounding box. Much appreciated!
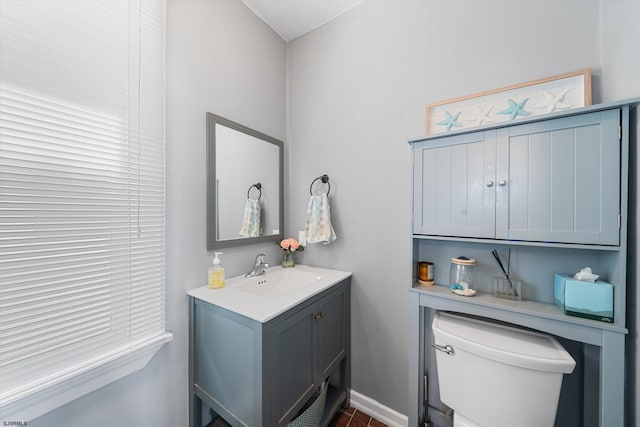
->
[282,251,295,268]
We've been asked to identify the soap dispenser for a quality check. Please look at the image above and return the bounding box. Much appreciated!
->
[208,252,225,289]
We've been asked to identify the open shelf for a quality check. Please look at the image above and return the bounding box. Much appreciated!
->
[411,282,627,345]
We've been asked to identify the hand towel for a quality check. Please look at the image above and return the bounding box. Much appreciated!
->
[304,194,337,244]
[239,199,261,237]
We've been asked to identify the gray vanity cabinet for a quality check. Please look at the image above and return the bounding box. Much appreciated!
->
[189,278,350,427]
[413,109,621,245]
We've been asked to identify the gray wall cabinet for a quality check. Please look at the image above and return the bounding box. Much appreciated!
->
[189,278,350,427]
[413,110,621,245]
[408,99,638,427]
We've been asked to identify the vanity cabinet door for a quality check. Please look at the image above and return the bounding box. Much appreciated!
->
[268,281,350,426]
[413,129,497,238]
[495,109,621,245]
[269,303,317,426]
[316,286,348,381]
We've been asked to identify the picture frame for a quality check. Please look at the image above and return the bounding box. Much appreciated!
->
[425,69,592,135]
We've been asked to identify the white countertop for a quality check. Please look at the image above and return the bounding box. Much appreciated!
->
[187,264,352,323]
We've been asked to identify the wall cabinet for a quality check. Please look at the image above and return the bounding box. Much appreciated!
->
[408,99,638,427]
[413,109,621,245]
[189,278,350,427]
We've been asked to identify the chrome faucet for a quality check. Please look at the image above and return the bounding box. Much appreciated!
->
[245,254,269,277]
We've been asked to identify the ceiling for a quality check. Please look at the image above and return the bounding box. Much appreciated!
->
[241,0,365,42]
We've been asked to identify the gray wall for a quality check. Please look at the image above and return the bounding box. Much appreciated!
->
[29,1,286,426]
[286,0,638,417]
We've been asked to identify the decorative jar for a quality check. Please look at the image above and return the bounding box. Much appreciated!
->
[449,256,477,292]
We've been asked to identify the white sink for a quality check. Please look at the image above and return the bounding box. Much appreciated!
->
[231,268,326,299]
[188,264,352,323]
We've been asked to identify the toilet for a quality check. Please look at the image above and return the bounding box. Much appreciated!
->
[432,312,576,427]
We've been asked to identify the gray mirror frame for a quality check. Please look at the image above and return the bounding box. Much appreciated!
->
[206,113,284,250]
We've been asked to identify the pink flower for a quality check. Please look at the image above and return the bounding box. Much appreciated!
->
[278,237,304,253]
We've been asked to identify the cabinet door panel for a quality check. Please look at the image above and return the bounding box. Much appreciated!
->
[194,303,258,426]
[270,304,316,425]
[505,133,531,233]
[574,124,603,233]
[550,128,577,232]
[317,289,346,380]
[496,110,620,245]
[413,130,496,238]
[433,146,452,228]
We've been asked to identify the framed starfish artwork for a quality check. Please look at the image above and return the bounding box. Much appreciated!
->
[425,69,591,135]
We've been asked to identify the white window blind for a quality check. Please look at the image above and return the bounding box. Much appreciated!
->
[0,0,169,413]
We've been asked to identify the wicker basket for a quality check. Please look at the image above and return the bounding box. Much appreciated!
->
[286,383,328,427]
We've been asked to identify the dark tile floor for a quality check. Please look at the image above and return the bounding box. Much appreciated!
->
[328,406,387,427]
[208,406,387,427]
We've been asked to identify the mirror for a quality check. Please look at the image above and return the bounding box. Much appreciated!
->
[207,113,283,249]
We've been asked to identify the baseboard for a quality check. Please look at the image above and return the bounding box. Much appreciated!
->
[349,389,408,427]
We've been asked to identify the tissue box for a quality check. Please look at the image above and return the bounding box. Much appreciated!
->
[554,274,613,322]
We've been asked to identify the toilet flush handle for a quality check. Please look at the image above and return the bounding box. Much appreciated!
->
[431,343,455,355]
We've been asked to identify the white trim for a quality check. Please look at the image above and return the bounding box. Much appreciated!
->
[0,332,172,423]
[349,389,409,427]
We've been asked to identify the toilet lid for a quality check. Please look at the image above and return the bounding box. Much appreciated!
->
[432,312,576,373]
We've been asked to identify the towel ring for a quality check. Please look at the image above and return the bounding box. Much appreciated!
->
[309,174,330,196]
[247,183,262,201]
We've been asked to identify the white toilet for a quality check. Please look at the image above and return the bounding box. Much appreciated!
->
[432,312,576,427]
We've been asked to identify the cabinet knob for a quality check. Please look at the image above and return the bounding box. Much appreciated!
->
[485,180,494,188]
[498,179,507,187]
[314,312,325,321]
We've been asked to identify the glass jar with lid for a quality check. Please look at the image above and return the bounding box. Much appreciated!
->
[449,256,477,293]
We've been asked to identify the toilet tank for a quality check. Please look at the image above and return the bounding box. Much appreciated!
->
[432,312,575,427]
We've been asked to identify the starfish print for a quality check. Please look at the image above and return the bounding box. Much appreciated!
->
[534,89,571,113]
[437,111,462,132]
[465,104,495,126]
[498,98,531,120]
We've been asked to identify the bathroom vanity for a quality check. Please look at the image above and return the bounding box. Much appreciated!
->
[408,98,638,427]
[187,265,351,427]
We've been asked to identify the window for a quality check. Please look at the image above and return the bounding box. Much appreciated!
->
[0,0,170,420]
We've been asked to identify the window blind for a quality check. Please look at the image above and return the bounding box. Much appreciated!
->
[0,0,168,408]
